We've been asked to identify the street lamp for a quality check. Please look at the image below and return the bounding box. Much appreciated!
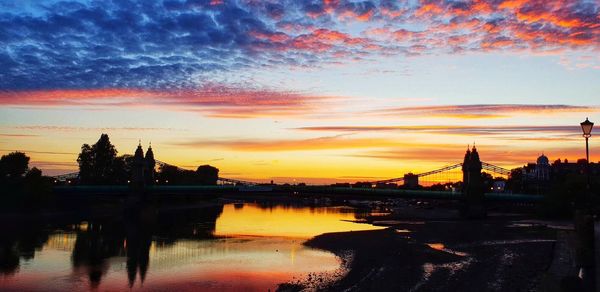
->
[577,118,595,291]
[581,118,594,189]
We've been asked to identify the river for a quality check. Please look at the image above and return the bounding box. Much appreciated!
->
[0,202,384,291]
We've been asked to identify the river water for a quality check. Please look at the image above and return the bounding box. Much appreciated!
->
[0,202,384,291]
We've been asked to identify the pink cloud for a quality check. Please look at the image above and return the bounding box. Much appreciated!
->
[0,86,338,119]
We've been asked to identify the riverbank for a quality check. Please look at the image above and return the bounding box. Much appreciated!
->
[282,209,575,291]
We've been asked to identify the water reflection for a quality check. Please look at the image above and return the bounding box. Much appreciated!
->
[215,203,383,238]
[0,202,378,291]
[0,220,49,275]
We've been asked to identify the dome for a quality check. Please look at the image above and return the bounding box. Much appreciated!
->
[537,154,549,165]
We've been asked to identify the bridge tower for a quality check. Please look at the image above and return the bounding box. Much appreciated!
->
[461,145,486,218]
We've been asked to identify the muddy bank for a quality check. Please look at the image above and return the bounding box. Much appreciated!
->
[288,217,559,291]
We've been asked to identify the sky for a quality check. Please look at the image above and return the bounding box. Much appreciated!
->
[1,0,599,183]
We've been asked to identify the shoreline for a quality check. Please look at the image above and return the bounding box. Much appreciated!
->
[282,209,572,291]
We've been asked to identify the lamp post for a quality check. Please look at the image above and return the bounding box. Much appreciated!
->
[581,118,594,189]
[578,118,595,291]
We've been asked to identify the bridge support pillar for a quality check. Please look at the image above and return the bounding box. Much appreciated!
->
[460,146,486,219]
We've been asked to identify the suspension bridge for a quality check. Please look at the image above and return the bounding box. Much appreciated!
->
[52,160,511,187]
[51,158,544,202]
[370,161,511,186]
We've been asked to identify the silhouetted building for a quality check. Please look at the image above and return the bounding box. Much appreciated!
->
[132,142,145,188]
[403,173,419,189]
[516,155,600,194]
[551,158,600,178]
[145,144,155,185]
[535,154,551,181]
[131,142,156,188]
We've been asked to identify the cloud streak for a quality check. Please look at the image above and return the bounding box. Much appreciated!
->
[352,145,591,166]
[173,135,406,151]
[367,104,597,119]
[0,86,337,118]
[295,124,584,136]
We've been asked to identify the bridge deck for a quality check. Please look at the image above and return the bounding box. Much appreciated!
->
[52,185,543,202]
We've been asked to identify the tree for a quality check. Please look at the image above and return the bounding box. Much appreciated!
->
[92,134,118,183]
[196,165,219,185]
[0,152,30,179]
[25,167,42,179]
[77,144,94,183]
[77,134,120,184]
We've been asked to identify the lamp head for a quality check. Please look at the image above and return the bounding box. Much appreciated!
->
[581,118,594,138]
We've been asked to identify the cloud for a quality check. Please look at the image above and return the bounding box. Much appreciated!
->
[1,0,599,90]
[0,149,77,155]
[294,124,583,136]
[9,126,180,132]
[0,133,39,137]
[352,145,590,167]
[173,135,403,151]
[367,104,597,119]
[0,85,337,118]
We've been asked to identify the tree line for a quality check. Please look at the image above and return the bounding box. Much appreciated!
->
[77,134,219,185]
[0,151,54,209]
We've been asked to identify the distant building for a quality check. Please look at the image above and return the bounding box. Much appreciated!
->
[518,154,600,194]
[536,154,551,181]
[403,173,419,189]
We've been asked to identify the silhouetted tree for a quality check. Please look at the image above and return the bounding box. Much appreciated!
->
[77,134,121,184]
[112,155,132,184]
[506,168,524,193]
[157,164,182,184]
[0,151,30,179]
[77,144,94,183]
[25,167,42,179]
[196,165,219,185]
[156,164,219,185]
[481,172,494,192]
[23,167,54,208]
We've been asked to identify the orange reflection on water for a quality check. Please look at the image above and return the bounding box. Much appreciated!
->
[1,204,385,291]
[427,243,445,250]
[214,203,385,238]
[426,242,469,257]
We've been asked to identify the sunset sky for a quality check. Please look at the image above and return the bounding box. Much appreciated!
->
[1,0,599,183]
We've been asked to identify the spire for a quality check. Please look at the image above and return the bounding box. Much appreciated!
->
[145,142,156,184]
[462,145,472,170]
[145,143,155,162]
[470,143,481,169]
[134,140,144,160]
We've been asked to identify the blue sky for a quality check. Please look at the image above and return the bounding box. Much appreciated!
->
[1,0,599,182]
